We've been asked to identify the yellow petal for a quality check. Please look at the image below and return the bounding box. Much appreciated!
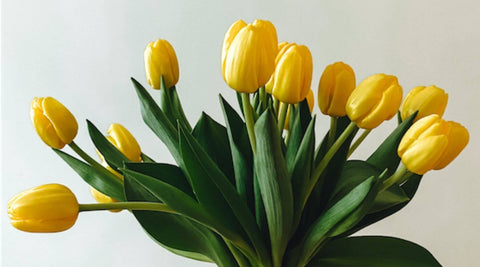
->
[434,121,469,170]
[401,135,448,175]
[42,97,78,145]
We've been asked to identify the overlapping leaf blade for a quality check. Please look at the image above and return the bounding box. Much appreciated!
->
[53,149,125,200]
[308,236,441,267]
[220,96,255,212]
[254,109,294,266]
[86,120,130,172]
[178,124,268,263]
[192,112,235,185]
[124,168,237,266]
[131,78,181,164]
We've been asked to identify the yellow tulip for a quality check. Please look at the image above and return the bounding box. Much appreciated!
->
[92,124,141,207]
[30,97,78,149]
[284,89,314,130]
[144,39,179,89]
[346,74,403,129]
[106,123,142,162]
[222,19,278,93]
[8,184,79,233]
[318,62,356,117]
[400,85,448,122]
[398,114,469,175]
[267,42,313,104]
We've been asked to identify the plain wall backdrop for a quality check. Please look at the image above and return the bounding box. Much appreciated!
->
[2,0,479,266]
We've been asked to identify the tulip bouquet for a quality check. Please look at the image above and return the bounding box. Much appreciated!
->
[8,19,469,267]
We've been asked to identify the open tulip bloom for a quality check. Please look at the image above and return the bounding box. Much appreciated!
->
[9,19,470,267]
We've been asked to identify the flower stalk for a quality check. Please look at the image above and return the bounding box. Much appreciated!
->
[241,93,257,153]
[78,202,177,213]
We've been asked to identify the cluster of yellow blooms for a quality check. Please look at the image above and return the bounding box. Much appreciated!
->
[8,19,468,236]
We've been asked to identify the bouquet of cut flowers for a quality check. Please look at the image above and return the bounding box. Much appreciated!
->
[8,19,469,267]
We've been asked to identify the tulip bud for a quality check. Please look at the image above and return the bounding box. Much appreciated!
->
[318,62,356,117]
[398,115,469,175]
[106,123,142,162]
[8,184,79,233]
[284,89,314,130]
[267,42,313,104]
[30,97,78,149]
[346,74,403,129]
[222,19,278,93]
[144,39,179,89]
[400,85,448,122]
[92,124,141,208]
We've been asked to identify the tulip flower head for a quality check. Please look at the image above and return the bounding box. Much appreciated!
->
[267,42,313,104]
[144,39,179,89]
[318,61,356,117]
[30,97,78,149]
[106,123,142,162]
[346,74,403,129]
[222,19,278,93]
[8,184,79,233]
[401,85,448,122]
[398,114,469,175]
[92,123,142,207]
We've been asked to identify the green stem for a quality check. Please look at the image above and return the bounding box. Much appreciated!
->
[347,129,372,158]
[302,122,358,209]
[273,98,280,115]
[68,141,123,184]
[379,165,411,192]
[327,116,338,148]
[78,202,177,213]
[241,93,257,154]
[277,102,288,135]
[259,87,267,110]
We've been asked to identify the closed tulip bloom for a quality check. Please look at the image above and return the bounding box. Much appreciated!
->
[92,124,141,208]
[318,62,356,117]
[398,114,469,175]
[8,184,79,233]
[30,97,78,149]
[267,42,313,104]
[144,39,179,89]
[106,123,142,162]
[400,85,448,122]
[346,74,403,129]
[222,19,278,93]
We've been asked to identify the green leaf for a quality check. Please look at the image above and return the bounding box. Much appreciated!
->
[192,112,235,185]
[53,149,125,201]
[178,124,268,263]
[220,96,254,213]
[254,109,294,266]
[124,170,237,266]
[86,120,130,172]
[159,78,192,132]
[124,162,195,199]
[338,174,423,237]
[295,176,375,266]
[291,117,316,227]
[286,99,312,173]
[308,236,441,267]
[303,116,356,228]
[131,77,181,164]
[369,184,410,213]
[367,112,417,177]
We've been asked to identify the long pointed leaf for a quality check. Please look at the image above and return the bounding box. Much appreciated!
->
[87,120,130,172]
[131,78,181,164]
[192,112,235,185]
[124,170,237,266]
[220,96,254,212]
[254,109,294,267]
[178,124,268,263]
[308,236,441,266]
[53,149,125,200]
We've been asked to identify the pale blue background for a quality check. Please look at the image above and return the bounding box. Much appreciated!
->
[2,0,479,266]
